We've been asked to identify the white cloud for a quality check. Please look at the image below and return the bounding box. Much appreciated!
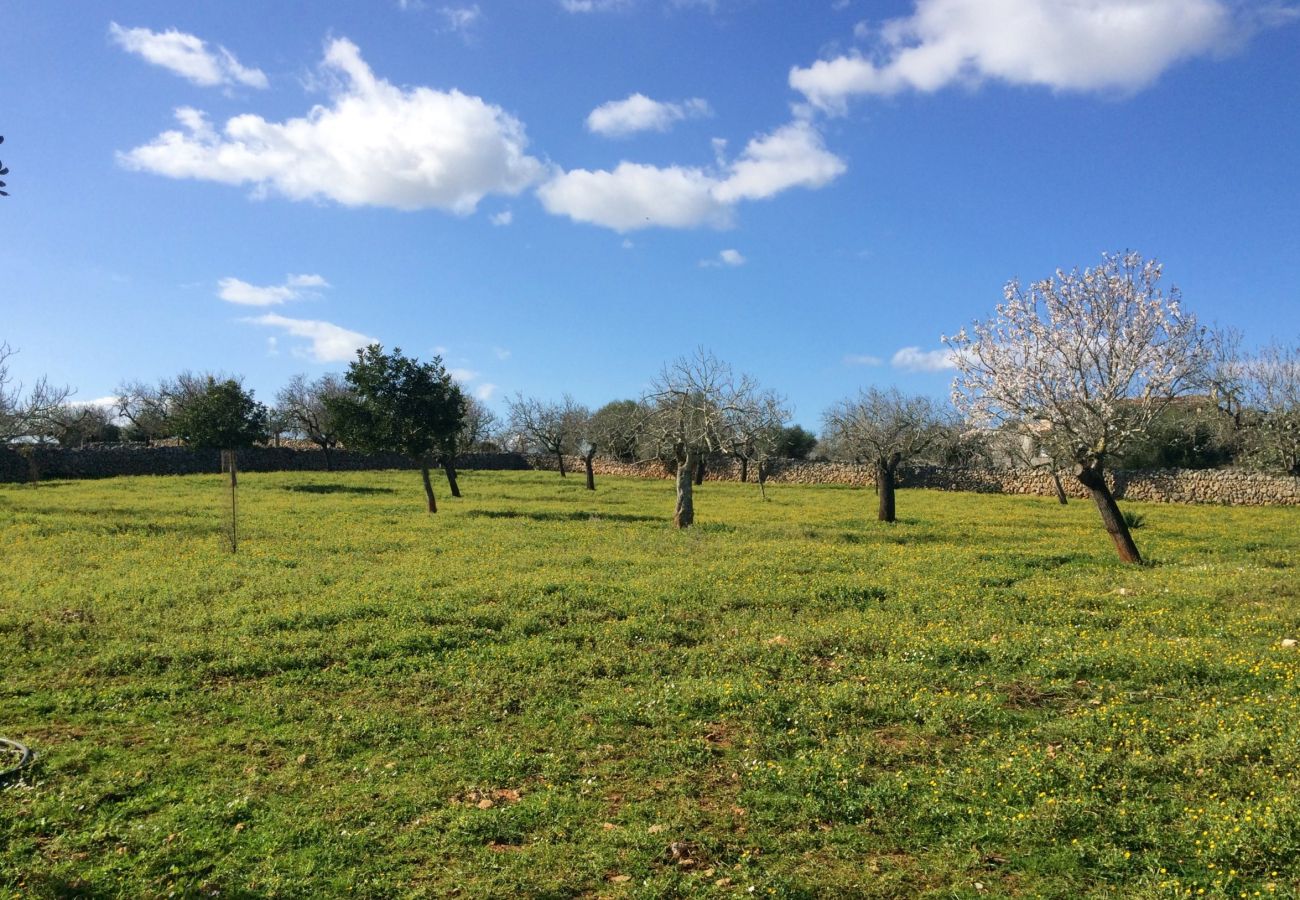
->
[891,346,957,372]
[537,119,844,231]
[490,209,513,226]
[586,93,713,137]
[217,273,329,306]
[701,248,746,267]
[560,0,632,11]
[119,38,546,213]
[790,0,1241,113]
[844,353,883,366]
[439,5,481,36]
[246,314,377,363]
[474,382,499,400]
[449,367,479,384]
[109,22,267,89]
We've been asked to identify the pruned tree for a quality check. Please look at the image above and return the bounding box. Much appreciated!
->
[643,349,757,527]
[822,387,945,522]
[945,251,1209,563]
[438,394,499,498]
[45,403,121,448]
[725,389,789,493]
[0,342,73,443]
[115,379,172,444]
[326,345,466,513]
[276,373,348,468]
[507,393,585,477]
[1245,337,1300,477]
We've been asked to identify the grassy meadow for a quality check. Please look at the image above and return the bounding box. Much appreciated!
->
[2,469,1299,898]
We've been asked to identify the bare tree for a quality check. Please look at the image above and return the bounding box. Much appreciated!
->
[590,400,643,463]
[0,343,73,442]
[822,388,945,522]
[725,389,789,494]
[276,373,348,468]
[1245,337,1300,477]
[45,403,120,447]
[115,379,172,443]
[507,394,585,477]
[643,349,756,527]
[945,251,1209,563]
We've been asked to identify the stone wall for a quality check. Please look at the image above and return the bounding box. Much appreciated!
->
[3,445,1296,506]
[531,455,1300,507]
[0,446,530,483]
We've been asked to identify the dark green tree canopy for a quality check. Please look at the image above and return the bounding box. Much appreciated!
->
[171,378,268,449]
[327,344,466,461]
[774,424,818,460]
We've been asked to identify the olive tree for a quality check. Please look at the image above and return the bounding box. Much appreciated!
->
[276,373,348,468]
[643,349,757,528]
[822,387,945,522]
[945,251,1209,563]
[326,345,466,513]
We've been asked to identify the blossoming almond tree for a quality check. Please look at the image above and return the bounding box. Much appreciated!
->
[944,251,1209,563]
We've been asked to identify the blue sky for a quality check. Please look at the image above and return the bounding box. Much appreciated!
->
[3,0,1299,429]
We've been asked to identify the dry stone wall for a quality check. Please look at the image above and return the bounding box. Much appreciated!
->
[532,455,1300,507]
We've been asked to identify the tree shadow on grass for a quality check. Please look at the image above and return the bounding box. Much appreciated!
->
[283,484,398,495]
[466,509,661,524]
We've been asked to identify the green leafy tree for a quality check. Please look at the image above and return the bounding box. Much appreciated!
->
[170,378,268,450]
[326,344,466,513]
[774,424,817,460]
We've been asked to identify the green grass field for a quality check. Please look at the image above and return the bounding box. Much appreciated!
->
[2,470,1299,898]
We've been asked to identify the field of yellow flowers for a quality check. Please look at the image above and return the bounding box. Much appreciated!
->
[2,469,1298,897]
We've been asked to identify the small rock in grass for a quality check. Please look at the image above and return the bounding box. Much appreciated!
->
[1282,639,1298,649]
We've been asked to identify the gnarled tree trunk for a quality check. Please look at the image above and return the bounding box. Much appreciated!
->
[739,457,749,483]
[1051,469,1068,505]
[583,451,596,491]
[757,459,768,501]
[694,456,706,485]
[876,457,898,523]
[675,451,697,528]
[443,460,461,498]
[1075,463,1140,563]
[420,463,438,513]
[555,451,567,477]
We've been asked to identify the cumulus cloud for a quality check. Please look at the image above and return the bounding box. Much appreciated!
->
[538,119,844,231]
[891,346,957,372]
[119,38,546,213]
[217,273,329,306]
[109,22,267,89]
[245,314,377,363]
[586,93,713,137]
[448,367,479,384]
[790,0,1243,113]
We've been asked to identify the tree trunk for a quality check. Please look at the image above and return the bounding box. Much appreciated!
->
[556,450,567,477]
[322,444,334,472]
[876,459,897,523]
[584,452,596,491]
[739,457,748,483]
[443,460,461,498]
[674,452,696,528]
[1051,469,1068,505]
[1075,464,1140,563]
[757,460,768,501]
[420,463,438,514]
[694,456,706,485]
[227,450,238,553]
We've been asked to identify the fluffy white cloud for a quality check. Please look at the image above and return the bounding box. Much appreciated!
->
[538,119,844,231]
[474,383,499,400]
[790,0,1238,112]
[119,38,546,212]
[217,273,329,306]
[586,94,712,137]
[440,5,481,36]
[844,353,883,366]
[891,346,957,372]
[448,367,479,384]
[109,23,267,89]
[246,314,377,363]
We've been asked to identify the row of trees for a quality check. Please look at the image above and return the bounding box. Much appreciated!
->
[4,252,1298,561]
